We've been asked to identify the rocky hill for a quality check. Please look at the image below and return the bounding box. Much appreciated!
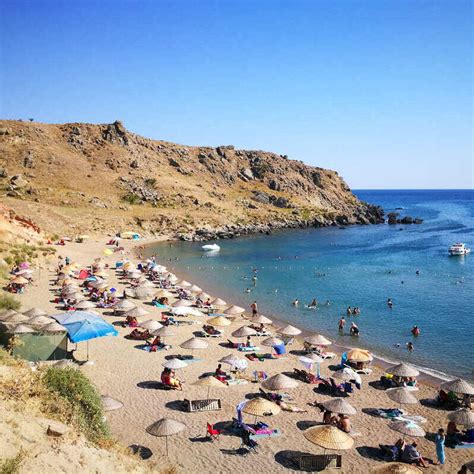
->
[0,120,383,239]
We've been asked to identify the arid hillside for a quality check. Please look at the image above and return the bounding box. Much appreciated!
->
[0,120,383,239]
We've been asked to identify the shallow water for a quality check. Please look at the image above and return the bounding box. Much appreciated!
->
[146,190,474,380]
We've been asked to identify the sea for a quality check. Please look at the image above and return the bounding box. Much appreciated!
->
[145,190,474,381]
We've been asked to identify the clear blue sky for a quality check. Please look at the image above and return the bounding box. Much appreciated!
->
[1,0,472,189]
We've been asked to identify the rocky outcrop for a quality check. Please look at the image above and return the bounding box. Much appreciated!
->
[387,212,423,225]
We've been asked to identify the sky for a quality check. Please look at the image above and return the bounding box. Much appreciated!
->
[0,0,472,189]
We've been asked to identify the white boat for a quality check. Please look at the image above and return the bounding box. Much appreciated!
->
[202,244,220,252]
[449,243,471,256]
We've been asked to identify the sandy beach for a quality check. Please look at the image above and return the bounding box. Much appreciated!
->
[15,237,472,473]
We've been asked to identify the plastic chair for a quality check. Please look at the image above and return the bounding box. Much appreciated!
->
[206,422,222,441]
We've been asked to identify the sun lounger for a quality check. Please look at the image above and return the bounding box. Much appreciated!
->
[196,329,223,338]
[356,368,373,375]
[184,398,222,412]
[298,453,342,470]
[453,442,474,449]
[238,346,260,352]
[206,422,222,441]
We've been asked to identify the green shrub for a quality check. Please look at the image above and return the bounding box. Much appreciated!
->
[122,193,142,205]
[0,292,21,311]
[42,367,110,442]
[0,451,24,474]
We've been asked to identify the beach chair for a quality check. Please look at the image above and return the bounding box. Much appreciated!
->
[239,430,258,454]
[330,377,346,396]
[206,422,222,441]
[184,398,222,412]
[298,453,342,470]
[238,345,259,352]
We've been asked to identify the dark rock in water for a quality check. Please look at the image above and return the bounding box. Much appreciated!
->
[395,207,404,210]
[387,212,399,225]
[414,218,423,224]
[399,216,413,224]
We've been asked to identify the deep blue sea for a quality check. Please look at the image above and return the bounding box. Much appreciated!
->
[147,190,474,380]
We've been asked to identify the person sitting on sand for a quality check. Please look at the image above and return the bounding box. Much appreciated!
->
[401,442,428,468]
[160,368,182,390]
[323,410,337,425]
[447,420,461,445]
[337,414,351,433]
[245,335,253,347]
[124,315,138,327]
[215,363,227,378]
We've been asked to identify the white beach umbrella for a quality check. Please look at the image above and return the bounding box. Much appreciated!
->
[114,300,137,312]
[224,305,245,315]
[176,280,192,288]
[211,298,227,307]
[333,367,362,385]
[124,307,150,318]
[171,307,205,317]
[189,284,202,293]
[162,358,188,369]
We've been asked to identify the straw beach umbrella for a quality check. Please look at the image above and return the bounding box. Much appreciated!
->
[197,292,211,300]
[232,326,257,338]
[211,298,227,307]
[304,425,354,451]
[162,358,188,370]
[262,336,284,347]
[251,314,272,325]
[22,307,47,318]
[207,316,231,327]
[155,290,174,299]
[28,315,54,327]
[192,376,227,398]
[11,276,29,285]
[224,305,245,315]
[7,324,35,334]
[172,307,205,317]
[242,397,281,418]
[440,378,474,395]
[171,299,193,308]
[389,421,425,439]
[189,284,202,293]
[152,326,176,343]
[277,324,302,336]
[386,387,418,408]
[261,373,298,391]
[140,320,163,331]
[448,408,474,426]
[387,363,420,378]
[124,307,149,318]
[4,313,29,323]
[41,322,67,333]
[320,398,357,415]
[146,418,186,456]
[176,280,192,288]
[180,337,208,351]
[347,348,373,363]
[304,334,331,346]
[371,463,422,473]
[113,299,136,313]
[101,395,124,411]
[75,300,96,310]
[0,310,18,320]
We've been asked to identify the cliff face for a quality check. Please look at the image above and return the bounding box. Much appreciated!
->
[0,120,383,239]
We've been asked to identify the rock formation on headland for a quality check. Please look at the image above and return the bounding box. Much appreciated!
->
[0,120,384,239]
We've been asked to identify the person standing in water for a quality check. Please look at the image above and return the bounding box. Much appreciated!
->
[338,316,346,333]
[250,301,258,316]
[387,298,393,308]
[292,299,299,306]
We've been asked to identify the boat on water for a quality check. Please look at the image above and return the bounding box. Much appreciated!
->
[448,243,471,256]
[202,244,220,252]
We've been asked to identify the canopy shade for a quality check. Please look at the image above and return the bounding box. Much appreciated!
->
[162,358,188,369]
[250,314,272,324]
[440,378,474,395]
[146,418,186,437]
[277,324,302,336]
[207,316,231,327]
[304,334,331,346]
[447,408,474,426]
[262,336,284,347]
[333,367,362,384]
[320,398,357,415]
[140,320,163,331]
[232,326,257,338]
[61,318,118,343]
[171,299,193,308]
[180,337,209,350]
[347,348,373,362]
[386,363,420,377]
[242,397,281,417]
[389,421,425,438]
[261,373,298,391]
[123,307,150,318]
[101,395,124,411]
[22,307,47,318]
[386,387,418,405]
[224,305,245,315]
[192,376,227,389]
[211,298,227,306]
[304,425,354,451]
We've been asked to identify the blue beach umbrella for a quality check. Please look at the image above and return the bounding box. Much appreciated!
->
[52,311,118,362]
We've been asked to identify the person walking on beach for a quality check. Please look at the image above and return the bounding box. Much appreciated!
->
[338,316,346,333]
[435,428,446,465]
[250,301,258,316]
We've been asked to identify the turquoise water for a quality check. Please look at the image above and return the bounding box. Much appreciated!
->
[146,190,474,380]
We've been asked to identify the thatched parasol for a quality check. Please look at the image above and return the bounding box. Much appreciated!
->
[211,298,227,307]
[389,421,425,439]
[180,337,209,350]
[224,305,245,315]
[113,300,136,312]
[304,334,332,346]
[207,316,231,327]
[28,315,54,327]
[124,307,149,318]
[101,395,124,411]
[189,284,202,293]
[155,289,174,299]
[440,378,474,395]
[262,336,284,347]
[0,309,18,320]
[197,292,211,300]
[11,276,29,285]
[22,307,47,318]
[387,363,420,378]
[261,373,298,391]
[304,425,354,451]
[250,314,272,325]
[140,320,163,331]
[7,324,35,334]
[146,418,186,456]
[448,408,474,426]
[386,387,418,407]
[232,326,257,338]
[152,326,176,342]
[4,313,30,323]
[242,397,281,417]
[171,299,193,308]
[192,376,227,398]
[162,358,188,370]
[347,348,373,362]
[277,324,302,336]
[75,300,96,310]
[176,280,192,288]
[41,322,67,333]
[320,398,357,415]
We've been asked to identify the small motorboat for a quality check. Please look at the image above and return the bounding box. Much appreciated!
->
[449,243,471,256]
[202,244,220,252]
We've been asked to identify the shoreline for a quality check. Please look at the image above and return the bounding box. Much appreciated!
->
[138,239,455,388]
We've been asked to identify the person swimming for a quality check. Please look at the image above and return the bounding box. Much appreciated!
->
[411,325,420,336]
[346,306,352,315]
[292,299,299,306]
[407,341,414,351]
[308,298,318,308]
[387,298,393,308]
